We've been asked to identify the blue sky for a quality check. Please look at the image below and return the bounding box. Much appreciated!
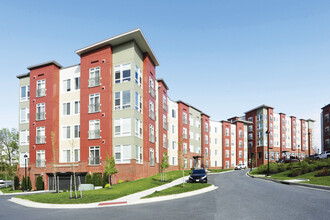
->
[0,0,329,151]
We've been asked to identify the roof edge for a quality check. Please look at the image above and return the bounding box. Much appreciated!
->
[27,60,62,70]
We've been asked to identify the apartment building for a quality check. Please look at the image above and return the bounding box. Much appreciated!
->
[245,105,315,167]
[321,104,330,152]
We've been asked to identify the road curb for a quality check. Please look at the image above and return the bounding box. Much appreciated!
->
[246,172,330,191]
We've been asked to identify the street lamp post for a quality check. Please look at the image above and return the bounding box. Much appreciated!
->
[24,154,28,191]
[266,130,270,177]
[308,132,311,157]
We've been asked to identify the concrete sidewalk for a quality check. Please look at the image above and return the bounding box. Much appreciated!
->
[10,175,217,209]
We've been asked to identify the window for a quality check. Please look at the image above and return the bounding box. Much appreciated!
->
[215,149,218,155]
[184,157,188,168]
[89,67,100,87]
[225,139,229,147]
[74,125,80,138]
[149,77,155,97]
[196,133,200,141]
[215,127,218,133]
[89,93,100,113]
[183,113,188,124]
[135,118,143,138]
[20,107,29,123]
[205,123,208,132]
[248,125,253,132]
[265,151,269,159]
[62,126,71,139]
[190,158,193,168]
[115,145,132,163]
[325,114,330,124]
[149,101,155,120]
[36,103,45,121]
[225,161,229,168]
[149,148,155,166]
[258,152,262,159]
[239,151,243,158]
[36,80,46,97]
[114,118,131,137]
[271,151,275,160]
[248,117,253,122]
[62,149,71,162]
[74,77,80,90]
[89,146,100,165]
[135,92,142,112]
[183,143,188,154]
[63,79,71,92]
[20,85,30,101]
[163,134,167,148]
[172,109,176,118]
[172,141,176,150]
[63,102,71,116]
[225,128,229,136]
[189,144,194,153]
[163,114,167,130]
[20,152,29,166]
[36,150,45,167]
[215,138,218,144]
[149,124,155,143]
[172,125,176,134]
[163,95,167,111]
[74,101,80,114]
[115,90,131,110]
[196,118,200,128]
[89,120,100,139]
[215,161,218,167]
[205,135,208,145]
[20,130,29,145]
[239,140,243,148]
[248,133,253,140]
[225,150,229,158]
[239,130,243,138]
[205,147,209,157]
[36,127,45,144]
[135,145,143,164]
[183,128,188,139]
[135,65,142,86]
[115,64,131,83]
[189,115,194,126]
[74,149,80,162]
[249,142,253,148]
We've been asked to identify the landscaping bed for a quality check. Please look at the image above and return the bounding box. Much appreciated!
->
[16,170,191,204]
[0,187,22,194]
[142,183,211,199]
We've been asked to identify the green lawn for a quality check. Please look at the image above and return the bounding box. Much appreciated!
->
[208,169,232,173]
[0,173,13,180]
[0,187,22,194]
[16,170,191,204]
[269,171,330,187]
[142,183,211,199]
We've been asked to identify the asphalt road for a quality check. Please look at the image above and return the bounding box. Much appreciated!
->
[1,170,329,220]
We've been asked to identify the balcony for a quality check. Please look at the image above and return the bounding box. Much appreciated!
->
[163,122,168,130]
[149,135,155,143]
[36,112,45,121]
[36,159,45,167]
[150,111,155,120]
[149,88,155,98]
[163,103,168,112]
[88,103,100,113]
[36,136,45,144]
[89,156,100,165]
[88,129,100,139]
[88,77,100,88]
[36,88,45,97]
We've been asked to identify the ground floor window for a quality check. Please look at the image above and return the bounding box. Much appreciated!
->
[115,145,131,164]
[36,150,45,167]
[184,157,188,168]
[135,145,142,164]
[150,148,155,166]
[225,161,229,169]
[89,146,100,165]
[215,160,218,167]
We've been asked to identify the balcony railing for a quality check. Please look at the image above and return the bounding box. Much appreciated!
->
[163,103,168,112]
[150,111,155,120]
[36,112,45,121]
[36,159,45,167]
[163,122,168,130]
[36,88,45,97]
[88,156,100,165]
[88,77,100,88]
[88,129,100,139]
[36,136,45,144]
[149,135,155,143]
[88,103,100,113]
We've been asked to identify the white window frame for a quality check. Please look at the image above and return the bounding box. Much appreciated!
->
[63,102,71,116]
[63,79,71,93]
[115,145,132,164]
[62,125,71,140]
[20,85,30,101]
[115,64,131,84]
[114,118,131,137]
[74,101,80,114]
[74,124,80,139]
[20,107,29,123]
[114,90,131,110]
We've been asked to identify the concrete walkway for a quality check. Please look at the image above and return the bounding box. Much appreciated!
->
[9,175,218,209]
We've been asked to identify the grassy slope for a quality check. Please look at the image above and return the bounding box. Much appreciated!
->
[208,169,232,173]
[16,170,191,204]
[269,171,330,186]
[0,187,21,194]
[143,183,211,199]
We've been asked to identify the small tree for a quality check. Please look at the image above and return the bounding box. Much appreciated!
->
[21,176,26,191]
[85,174,92,184]
[160,152,169,181]
[14,176,19,190]
[104,155,117,188]
[50,132,58,192]
[36,176,44,191]
[27,176,32,191]
[93,173,102,186]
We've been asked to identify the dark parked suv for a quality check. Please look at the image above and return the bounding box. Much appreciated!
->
[188,169,207,183]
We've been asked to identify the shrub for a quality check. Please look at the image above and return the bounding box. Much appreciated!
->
[315,167,330,177]
[21,176,26,191]
[92,173,102,186]
[36,176,44,191]
[85,174,92,184]
[278,163,286,172]
[27,176,32,191]
[118,180,124,184]
[63,189,67,192]
[14,176,20,190]
[102,173,108,188]
[104,184,110,189]
[290,168,302,177]
[269,163,279,174]
[300,161,309,174]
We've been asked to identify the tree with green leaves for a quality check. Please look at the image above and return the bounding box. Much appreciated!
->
[104,155,117,188]
[14,176,19,190]
[160,152,169,181]
[0,128,19,188]
[21,176,26,191]
[50,132,58,192]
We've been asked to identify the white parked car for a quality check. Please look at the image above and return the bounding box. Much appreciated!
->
[0,179,5,188]
[234,163,247,170]
[315,151,330,160]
